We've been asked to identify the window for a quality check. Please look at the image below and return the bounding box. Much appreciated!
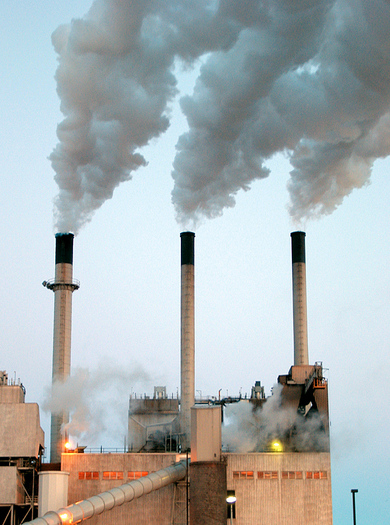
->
[258,471,278,480]
[232,471,254,479]
[128,471,149,479]
[103,471,123,480]
[281,471,303,480]
[306,471,327,480]
[78,472,99,480]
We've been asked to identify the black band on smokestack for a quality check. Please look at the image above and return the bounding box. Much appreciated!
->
[55,233,74,264]
[180,232,195,265]
[291,231,306,264]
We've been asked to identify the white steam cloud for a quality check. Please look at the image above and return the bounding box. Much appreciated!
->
[43,362,150,447]
[50,0,235,233]
[172,0,390,223]
[51,0,390,232]
[222,384,329,453]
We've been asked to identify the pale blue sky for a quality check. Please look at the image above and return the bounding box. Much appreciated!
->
[1,1,389,523]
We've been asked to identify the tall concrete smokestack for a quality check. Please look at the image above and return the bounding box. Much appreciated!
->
[180,231,195,450]
[291,231,309,366]
[43,233,79,463]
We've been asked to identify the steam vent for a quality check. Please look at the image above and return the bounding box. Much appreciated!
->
[13,231,332,525]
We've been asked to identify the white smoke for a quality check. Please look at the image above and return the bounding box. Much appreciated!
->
[51,0,390,232]
[222,383,329,453]
[50,0,238,233]
[171,0,390,223]
[43,362,151,447]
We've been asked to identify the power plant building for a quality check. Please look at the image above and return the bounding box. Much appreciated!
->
[5,231,332,524]
[0,372,44,524]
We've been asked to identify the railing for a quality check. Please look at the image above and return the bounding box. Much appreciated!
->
[68,447,128,454]
[42,278,80,291]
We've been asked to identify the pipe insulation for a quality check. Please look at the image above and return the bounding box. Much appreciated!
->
[25,461,187,525]
[291,231,309,366]
[180,232,195,450]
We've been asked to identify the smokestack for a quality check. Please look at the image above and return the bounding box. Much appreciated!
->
[43,233,79,463]
[180,231,195,450]
[291,231,309,366]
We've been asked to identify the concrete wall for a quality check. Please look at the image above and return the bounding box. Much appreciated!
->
[61,453,184,525]
[289,365,315,384]
[59,451,332,525]
[0,404,44,457]
[0,467,23,504]
[226,452,332,525]
[190,461,226,525]
[191,405,221,462]
[0,385,25,404]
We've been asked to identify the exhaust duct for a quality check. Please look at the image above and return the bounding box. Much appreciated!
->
[180,231,195,450]
[26,461,187,525]
[291,231,309,366]
[43,233,79,463]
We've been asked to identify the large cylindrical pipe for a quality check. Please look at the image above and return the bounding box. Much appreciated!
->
[25,461,187,525]
[180,232,195,450]
[44,233,79,463]
[38,472,69,517]
[291,231,309,366]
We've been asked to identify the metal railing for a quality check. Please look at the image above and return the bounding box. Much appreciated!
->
[42,278,80,291]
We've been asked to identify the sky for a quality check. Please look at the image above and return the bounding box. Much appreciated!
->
[1,1,389,523]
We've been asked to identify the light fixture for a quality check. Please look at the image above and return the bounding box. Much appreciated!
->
[226,491,236,524]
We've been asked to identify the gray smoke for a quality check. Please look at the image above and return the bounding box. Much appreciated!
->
[51,1,390,232]
[222,384,329,453]
[50,0,237,233]
[172,0,390,223]
[43,362,151,447]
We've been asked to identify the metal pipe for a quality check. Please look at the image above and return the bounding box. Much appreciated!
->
[291,231,309,366]
[180,232,195,450]
[43,233,79,463]
[25,461,187,525]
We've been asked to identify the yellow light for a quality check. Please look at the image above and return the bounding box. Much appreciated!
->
[59,511,72,523]
[64,442,71,450]
[271,440,283,452]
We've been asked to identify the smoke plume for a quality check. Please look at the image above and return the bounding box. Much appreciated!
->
[51,1,390,231]
[172,0,390,223]
[43,362,151,447]
[50,0,237,233]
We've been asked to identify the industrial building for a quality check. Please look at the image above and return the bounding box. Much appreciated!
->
[0,371,44,524]
[1,231,332,524]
